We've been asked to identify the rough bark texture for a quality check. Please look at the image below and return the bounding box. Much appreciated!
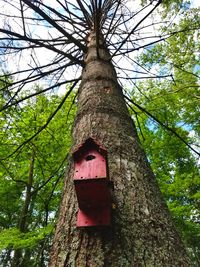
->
[49,32,190,267]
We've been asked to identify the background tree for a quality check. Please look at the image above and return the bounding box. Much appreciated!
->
[0,80,76,266]
[0,0,199,266]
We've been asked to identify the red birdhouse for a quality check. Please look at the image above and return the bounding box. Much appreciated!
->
[73,138,111,227]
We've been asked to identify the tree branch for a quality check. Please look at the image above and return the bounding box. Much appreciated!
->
[0,80,78,160]
[125,95,200,157]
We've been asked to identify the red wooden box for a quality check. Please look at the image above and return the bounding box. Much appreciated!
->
[73,138,111,227]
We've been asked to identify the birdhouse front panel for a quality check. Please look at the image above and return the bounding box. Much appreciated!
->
[74,149,107,180]
[77,206,110,227]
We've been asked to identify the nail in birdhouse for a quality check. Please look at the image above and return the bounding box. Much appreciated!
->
[73,138,111,227]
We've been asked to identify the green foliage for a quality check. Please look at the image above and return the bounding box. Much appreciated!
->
[141,0,191,14]
[131,5,200,265]
[0,224,54,250]
[0,82,76,266]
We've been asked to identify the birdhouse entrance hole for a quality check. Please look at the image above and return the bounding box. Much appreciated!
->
[85,154,96,161]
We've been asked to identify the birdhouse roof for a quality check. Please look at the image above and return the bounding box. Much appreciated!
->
[72,138,107,159]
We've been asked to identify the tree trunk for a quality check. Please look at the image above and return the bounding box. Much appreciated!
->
[12,150,35,267]
[49,31,190,267]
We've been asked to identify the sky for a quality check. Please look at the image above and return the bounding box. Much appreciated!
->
[0,1,163,93]
[0,0,199,96]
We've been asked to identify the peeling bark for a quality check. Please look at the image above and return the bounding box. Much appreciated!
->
[49,31,190,267]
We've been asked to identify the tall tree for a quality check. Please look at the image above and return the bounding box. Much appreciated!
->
[0,0,199,266]
[49,30,189,266]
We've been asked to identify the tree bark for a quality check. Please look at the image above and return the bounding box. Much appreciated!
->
[49,31,190,267]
